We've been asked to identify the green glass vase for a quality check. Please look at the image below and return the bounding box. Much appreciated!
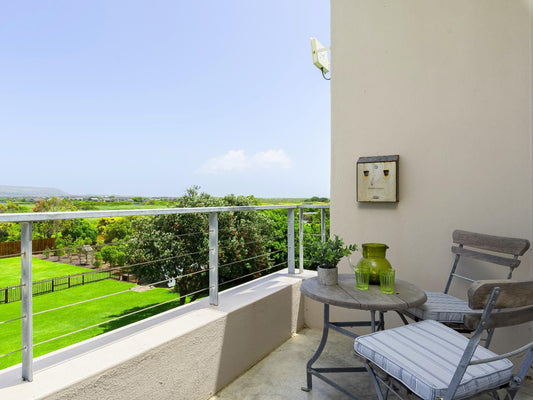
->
[355,243,392,284]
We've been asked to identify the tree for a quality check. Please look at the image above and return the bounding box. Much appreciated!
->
[101,245,126,267]
[32,197,77,239]
[126,187,274,305]
[61,219,98,244]
[0,224,12,242]
[102,218,133,243]
[5,201,20,212]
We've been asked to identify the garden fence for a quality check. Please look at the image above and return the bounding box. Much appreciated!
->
[0,269,112,304]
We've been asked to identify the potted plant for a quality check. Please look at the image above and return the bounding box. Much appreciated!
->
[307,235,357,285]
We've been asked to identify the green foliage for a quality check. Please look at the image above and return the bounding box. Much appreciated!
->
[33,197,78,239]
[102,218,133,243]
[32,197,76,213]
[74,201,98,210]
[54,236,66,257]
[61,219,98,244]
[96,217,115,236]
[101,245,126,267]
[126,187,274,305]
[304,196,329,203]
[0,223,12,241]
[306,235,357,269]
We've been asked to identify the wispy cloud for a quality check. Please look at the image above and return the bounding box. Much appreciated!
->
[199,149,292,174]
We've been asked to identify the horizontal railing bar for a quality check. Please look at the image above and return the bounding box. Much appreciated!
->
[32,269,210,316]
[0,253,23,259]
[0,347,25,359]
[217,236,284,251]
[0,204,329,223]
[33,290,133,316]
[0,315,26,326]
[125,249,210,269]
[219,250,283,268]
[149,269,209,286]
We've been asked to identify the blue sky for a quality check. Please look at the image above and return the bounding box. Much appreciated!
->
[1,1,330,198]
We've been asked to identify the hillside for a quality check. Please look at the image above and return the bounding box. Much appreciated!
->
[0,185,69,198]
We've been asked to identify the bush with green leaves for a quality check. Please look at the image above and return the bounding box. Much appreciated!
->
[306,235,357,269]
[61,219,98,244]
[101,245,126,267]
[126,187,274,305]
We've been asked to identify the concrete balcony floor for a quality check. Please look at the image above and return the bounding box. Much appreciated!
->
[210,327,533,400]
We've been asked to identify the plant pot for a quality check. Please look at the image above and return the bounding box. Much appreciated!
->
[355,243,392,284]
[317,266,338,286]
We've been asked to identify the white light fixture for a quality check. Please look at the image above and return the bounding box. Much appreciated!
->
[310,37,330,74]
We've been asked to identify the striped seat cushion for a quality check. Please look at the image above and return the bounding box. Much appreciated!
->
[405,291,481,323]
[354,320,513,400]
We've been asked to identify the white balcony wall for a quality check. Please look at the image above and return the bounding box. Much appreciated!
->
[329,0,533,353]
[0,271,309,400]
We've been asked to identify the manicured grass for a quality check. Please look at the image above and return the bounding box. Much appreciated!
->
[0,257,91,287]
[0,279,184,370]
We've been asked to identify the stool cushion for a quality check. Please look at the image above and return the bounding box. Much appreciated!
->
[406,291,481,323]
[353,320,513,400]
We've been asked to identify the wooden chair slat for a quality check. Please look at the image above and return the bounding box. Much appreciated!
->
[451,246,521,268]
[464,304,533,330]
[453,229,530,256]
[467,279,533,309]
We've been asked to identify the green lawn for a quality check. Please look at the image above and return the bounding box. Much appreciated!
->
[0,279,184,370]
[0,257,91,287]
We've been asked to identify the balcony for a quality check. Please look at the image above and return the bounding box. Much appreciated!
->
[0,205,331,399]
[0,206,532,400]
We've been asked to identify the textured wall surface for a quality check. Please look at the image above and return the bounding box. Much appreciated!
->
[329,0,533,354]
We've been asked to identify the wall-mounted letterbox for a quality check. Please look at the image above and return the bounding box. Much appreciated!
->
[356,155,399,203]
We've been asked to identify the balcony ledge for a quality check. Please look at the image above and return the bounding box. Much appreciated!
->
[0,269,315,400]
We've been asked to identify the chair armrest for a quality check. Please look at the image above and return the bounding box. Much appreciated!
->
[468,280,533,309]
[469,342,533,365]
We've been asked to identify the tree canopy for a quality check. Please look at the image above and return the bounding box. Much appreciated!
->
[126,187,275,304]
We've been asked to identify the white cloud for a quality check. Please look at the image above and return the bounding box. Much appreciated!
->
[199,149,292,175]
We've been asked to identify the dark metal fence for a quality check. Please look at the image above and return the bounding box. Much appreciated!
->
[0,270,112,304]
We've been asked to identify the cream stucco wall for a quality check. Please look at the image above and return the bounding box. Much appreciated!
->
[330,0,533,353]
[0,271,308,400]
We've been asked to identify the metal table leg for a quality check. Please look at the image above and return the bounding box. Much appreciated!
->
[301,303,381,400]
[302,303,331,391]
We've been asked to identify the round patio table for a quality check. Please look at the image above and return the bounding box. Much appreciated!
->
[300,274,427,400]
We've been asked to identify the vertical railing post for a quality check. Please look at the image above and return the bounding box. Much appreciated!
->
[209,212,218,306]
[299,208,304,274]
[21,222,33,381]
[321,208,326,242]
[287,208,295,274]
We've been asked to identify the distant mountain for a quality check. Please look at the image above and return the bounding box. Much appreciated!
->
[0,185,69,198]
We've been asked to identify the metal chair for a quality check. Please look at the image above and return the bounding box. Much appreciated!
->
[355,279,533,400]
[401,229,530,347]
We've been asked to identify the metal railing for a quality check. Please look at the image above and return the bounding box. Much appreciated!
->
[0,204,329,382]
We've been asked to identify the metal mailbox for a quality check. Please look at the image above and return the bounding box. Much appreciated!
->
[356,155,399,203]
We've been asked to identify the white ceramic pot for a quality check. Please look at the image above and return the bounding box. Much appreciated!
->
[317,266,338,286]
